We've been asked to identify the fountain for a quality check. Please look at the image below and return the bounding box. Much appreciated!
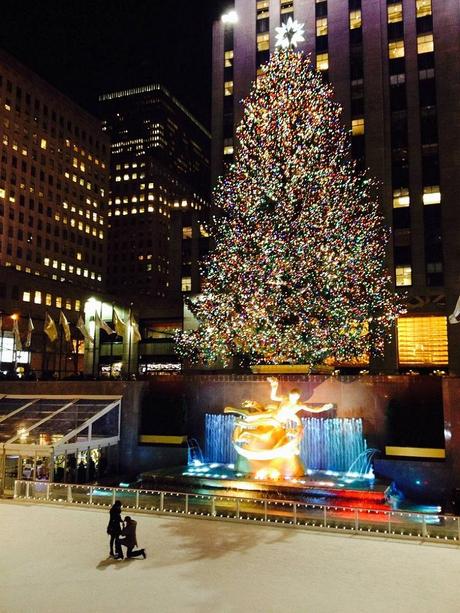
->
[205,414,370,476]
[141,378,390,509]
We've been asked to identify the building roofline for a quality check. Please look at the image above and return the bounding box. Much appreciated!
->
[98,83,211,139]
[0,48,106,130]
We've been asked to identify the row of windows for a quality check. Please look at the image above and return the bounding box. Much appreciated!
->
[393,186,441,208]
[21,290,81,312]
[108,207,170,218]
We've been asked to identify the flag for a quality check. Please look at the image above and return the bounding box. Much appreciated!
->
[95,311,114,335]
[113,309,126,337]
[130,315,142,343]
[44,312,58,342]
[59,311,71,342]
[76,315,93,344]
[449,295,460,324]
[13,318,22,352]
[25,316,34,348]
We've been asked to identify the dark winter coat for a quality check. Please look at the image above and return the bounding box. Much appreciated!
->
[107,504,123,536]
[120,519,138,548]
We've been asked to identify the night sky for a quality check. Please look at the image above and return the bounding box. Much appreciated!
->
[0,0,229,128]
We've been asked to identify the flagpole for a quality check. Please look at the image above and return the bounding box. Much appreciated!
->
[13,316,18,375]
[42,317,47,379]
[110,303,115,379]
[58,324,63,380]
[92,313,97,380]
[64,322,68,379]
[98,302,104,379]
[127,304,133,378]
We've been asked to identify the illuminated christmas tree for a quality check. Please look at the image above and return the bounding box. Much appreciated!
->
[178,45,401,367]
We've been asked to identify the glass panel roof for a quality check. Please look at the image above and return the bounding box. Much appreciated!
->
[0,396,120,447]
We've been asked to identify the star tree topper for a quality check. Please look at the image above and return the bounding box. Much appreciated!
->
[275,17,305,49]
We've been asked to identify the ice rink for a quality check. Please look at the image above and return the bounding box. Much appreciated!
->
[1,501,459,613]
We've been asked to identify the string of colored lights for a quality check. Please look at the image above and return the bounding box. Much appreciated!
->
[177,49,403,366]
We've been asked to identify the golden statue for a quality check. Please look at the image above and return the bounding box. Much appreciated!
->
[224,377,333,480]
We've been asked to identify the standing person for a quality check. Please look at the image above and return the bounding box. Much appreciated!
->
[119,517,146,559]
[107,500,123,559]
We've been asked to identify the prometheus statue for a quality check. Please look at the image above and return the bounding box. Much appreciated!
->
[224,378,333,480]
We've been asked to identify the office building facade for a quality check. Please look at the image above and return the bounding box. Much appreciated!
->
[0,49,113,377]
[212,0,460,373]
[100,85,210,301]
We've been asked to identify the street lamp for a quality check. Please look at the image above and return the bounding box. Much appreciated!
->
[222,10,238,25]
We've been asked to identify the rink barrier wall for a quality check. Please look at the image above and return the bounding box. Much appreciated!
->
[12,479,460,546]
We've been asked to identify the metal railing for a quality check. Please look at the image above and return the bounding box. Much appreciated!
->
[12,479,460,545]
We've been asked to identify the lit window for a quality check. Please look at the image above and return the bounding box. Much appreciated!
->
[22,291,30,302]
[46,293,52,306]
[256,0,269,20]
[75,299,81,311]
[257,33,270,52]
[397,316,448,366]
[34,291,42,304]
[388,40,405,59]
[417,34,434,54]
[224,145,234,156]
[56,296,62,308]
[316,18,327,37]
[349,10,362,30]
[44,258,50,266]
[224,50,234,68]
[65,299,72,310]
[224,81,234,96]
[316,53,329,71]
[0,188,5,199]
[352,118,365,136]
[181,277,192,292]
[416,0,432,18]
[40,138,47,150]
[393,188,410,208]
[395,265,412,287]
[423,186,441,205]
[183,227,192,239]
[387,3,403,23]
[280,0,294,15]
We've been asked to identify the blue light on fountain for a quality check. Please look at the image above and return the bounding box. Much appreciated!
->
[205,414,238,464]
[301,417,368,473]
[204,414,370,475]
[345,448,380,480]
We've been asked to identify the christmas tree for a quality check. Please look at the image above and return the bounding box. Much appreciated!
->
[178,47,401,367]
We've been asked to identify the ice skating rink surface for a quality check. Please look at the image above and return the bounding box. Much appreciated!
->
[1,501,459,613]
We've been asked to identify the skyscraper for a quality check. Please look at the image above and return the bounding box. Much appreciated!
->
[100,85,210,301]
[0,49,111,376]
[212,0,460,373]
